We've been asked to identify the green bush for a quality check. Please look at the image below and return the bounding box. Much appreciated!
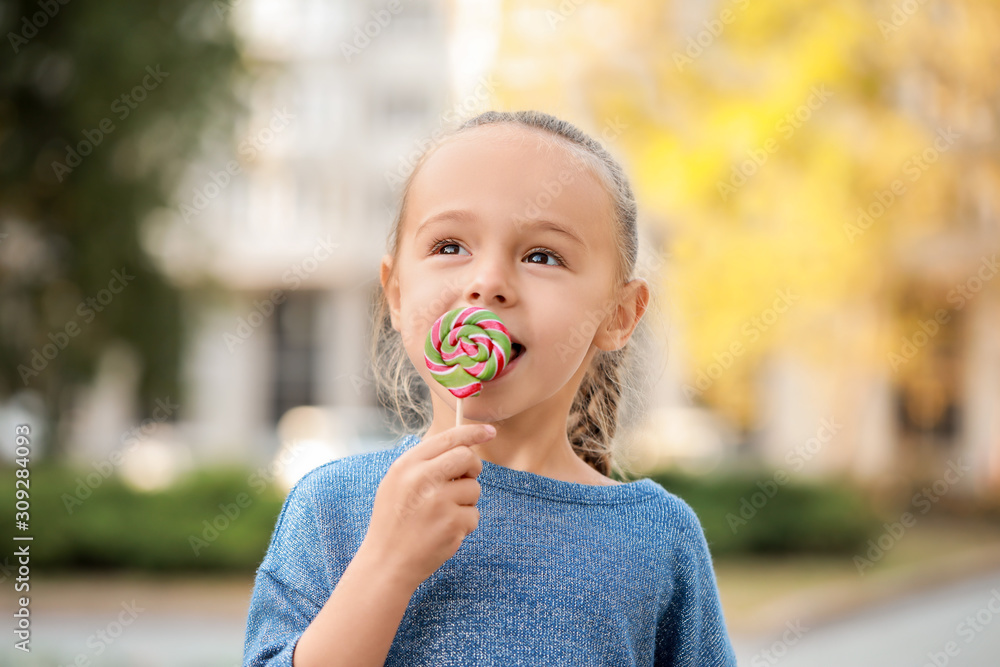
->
[638,468,882,557]
[2,463,884,572]
[1,465,286,572]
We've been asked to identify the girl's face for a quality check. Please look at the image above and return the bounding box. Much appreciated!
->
[381,124,644,427]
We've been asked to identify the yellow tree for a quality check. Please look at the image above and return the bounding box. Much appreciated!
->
[472,0,1000,431]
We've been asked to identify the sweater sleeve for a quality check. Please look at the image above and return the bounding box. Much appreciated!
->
[243,473,334,667]
[654,500,738,667]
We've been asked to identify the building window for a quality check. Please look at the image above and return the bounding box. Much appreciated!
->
[271,290,319,423]
[892,285,964,484]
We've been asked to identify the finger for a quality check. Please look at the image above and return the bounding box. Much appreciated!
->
[432,445,483,482]
[455,505,480,536]
[410,424,495,462]
[442,477,481,507]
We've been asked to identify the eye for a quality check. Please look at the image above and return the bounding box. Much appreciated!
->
[429,238,470,256]
[428,237,566,267]
[524,248,565,267]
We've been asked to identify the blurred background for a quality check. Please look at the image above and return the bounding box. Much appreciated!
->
[2,0,1000,665]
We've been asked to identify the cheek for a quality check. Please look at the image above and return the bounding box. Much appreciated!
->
[537,286,612,357]
[398,276,460,349]
[529,311,578,361]
[400,308,433,352]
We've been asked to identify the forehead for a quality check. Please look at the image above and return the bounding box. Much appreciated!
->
[404,124,615,243]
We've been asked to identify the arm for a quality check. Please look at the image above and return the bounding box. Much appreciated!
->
[242,473,418,667]
[293,425,489,664]
[292,542,418,667]
[654,502,738,667]
[245,426,489,666]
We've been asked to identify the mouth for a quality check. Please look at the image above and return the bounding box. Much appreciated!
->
[497,340,525,378]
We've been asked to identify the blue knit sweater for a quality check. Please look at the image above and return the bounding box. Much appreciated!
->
[243,434,738,666]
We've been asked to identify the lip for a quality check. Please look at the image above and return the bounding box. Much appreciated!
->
[496,346,524,379]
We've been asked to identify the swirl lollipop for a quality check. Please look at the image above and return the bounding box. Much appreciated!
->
[425,306,512,425]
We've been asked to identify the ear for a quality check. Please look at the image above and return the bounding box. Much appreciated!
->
[380,254,401,331]
[594,278,650,352]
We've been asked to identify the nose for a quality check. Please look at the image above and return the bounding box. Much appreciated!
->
[464,252,514,308]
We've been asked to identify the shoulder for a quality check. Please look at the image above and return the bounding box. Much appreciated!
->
[259,438,412,569]
[286,438,410,505]
[632,478,705,531]
[275,438,411,524]
[626,479,713,559]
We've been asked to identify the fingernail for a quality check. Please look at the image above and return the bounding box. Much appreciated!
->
[484,424,496,436]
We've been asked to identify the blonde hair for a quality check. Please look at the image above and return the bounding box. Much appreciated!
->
[368,110,656,480]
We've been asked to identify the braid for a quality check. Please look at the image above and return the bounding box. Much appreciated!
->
[566,348,628,477]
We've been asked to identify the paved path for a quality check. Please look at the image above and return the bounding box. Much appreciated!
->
[2,576,251,666]
[732,568,1000,666]
[3,614,245,666]
[5,570,1000,665]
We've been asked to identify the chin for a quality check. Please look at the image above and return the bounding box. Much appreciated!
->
[455,396,520,424]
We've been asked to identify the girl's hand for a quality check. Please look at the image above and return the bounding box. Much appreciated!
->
[358,424,494,591]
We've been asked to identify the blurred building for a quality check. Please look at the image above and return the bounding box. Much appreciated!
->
[135,0,454,472]
[62,0,999,497]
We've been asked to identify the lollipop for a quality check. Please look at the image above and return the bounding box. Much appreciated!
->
[424,306,512,425]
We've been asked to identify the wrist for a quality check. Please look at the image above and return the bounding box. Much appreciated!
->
[353,540,421,595]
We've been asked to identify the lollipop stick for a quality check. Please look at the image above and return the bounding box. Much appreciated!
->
[456,397,463,427]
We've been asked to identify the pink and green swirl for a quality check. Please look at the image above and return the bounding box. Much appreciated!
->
[424,307,512,398]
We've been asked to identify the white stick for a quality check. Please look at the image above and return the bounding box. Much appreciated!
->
[456,397,463,427]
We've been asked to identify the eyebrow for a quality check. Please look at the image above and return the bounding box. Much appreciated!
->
[415,209,586,248]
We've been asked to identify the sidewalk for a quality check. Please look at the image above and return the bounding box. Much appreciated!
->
[1,574,255,667]
[717,517,1000,639]
[4,518,999,664]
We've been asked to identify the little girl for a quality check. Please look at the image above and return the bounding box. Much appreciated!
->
[243,110,737,666]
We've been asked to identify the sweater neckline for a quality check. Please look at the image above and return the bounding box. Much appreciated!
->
[395,434,657,505]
